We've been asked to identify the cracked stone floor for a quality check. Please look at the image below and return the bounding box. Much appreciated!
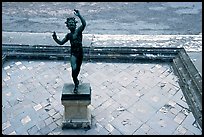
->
[2,60,202,135]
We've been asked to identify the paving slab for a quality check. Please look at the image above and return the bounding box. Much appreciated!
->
[2,60,202,135]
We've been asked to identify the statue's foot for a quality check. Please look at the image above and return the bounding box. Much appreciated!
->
[73,78,79,93]
[73,85,78,94]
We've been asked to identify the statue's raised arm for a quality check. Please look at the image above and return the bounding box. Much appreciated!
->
[74,9,86,32]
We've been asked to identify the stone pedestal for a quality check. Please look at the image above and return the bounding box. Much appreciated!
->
[61,83,91,129]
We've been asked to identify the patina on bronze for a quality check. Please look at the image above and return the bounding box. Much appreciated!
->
[52,9,86,94]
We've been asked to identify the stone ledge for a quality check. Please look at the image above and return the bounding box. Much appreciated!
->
[61,83,91,100]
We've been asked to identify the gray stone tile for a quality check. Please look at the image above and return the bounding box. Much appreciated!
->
[36,120,46,129]
[52,112,62,122]
[172,125,187,135]
[2,108,13,122]
[95,126,109,135]
[2,100,11,112]
[10,115,24,129]
[45,116,54,126]
[141,85,170,110]
[8,98,19,107]
[17,83,28,93]
[115,71,135,87]
[94,98,116,115]
[146,111,179,135]
[48,122,58,131]
[128,99,157,122]
[85,122,109,135]
[184,129,195,135]
[15,123,32,135]
[27,125,39,135]
[175,95,190,109]
[109,128,122,135]
[111,105,126,118]
[87,71,109,86]
[8,131,17,135]
[39,126,51,135]
[111,110,143,135]
[112,88,139,109]
[53,104,63,113]
[104,123,115,133]
[181,112,201,135]
[165,110,176,120]
[174,103,184,112]
[96,112,115,128]
[48,132,54,135]
[55,119,62,126]
[2,121,11,131]
[133,123,151,135]
[174,112,186,124]
[84,128,99,135]
[44,103,53,112]
[52,93,62,102]
[33,103,43,111]
[40,101,50,108]
[2,125,15,135]
[146,128,160,135]
[21,115,31,125]
[91,92,111,113]
[132,79,151,94]
[103,83,121,97]
[19,120,36,134]
[48,108,57,116]
[170,106,180,116]
[24,108,40,121]
[133,129,148,135]
[138,72,161,87]
[52,127,63,135]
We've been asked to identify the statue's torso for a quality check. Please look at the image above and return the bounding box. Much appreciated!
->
[69,32,83,57]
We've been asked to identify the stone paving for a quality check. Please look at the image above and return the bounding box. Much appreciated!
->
[2,60,202,135]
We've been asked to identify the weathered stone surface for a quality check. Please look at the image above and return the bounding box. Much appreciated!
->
[61,83,91,129]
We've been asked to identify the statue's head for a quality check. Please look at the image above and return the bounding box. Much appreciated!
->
[65,17,77,31]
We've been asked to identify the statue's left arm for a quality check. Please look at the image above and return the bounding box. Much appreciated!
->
[74,9,86,32]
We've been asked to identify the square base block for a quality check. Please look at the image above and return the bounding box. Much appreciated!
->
[62,107,91,129]
[61,83,91,129]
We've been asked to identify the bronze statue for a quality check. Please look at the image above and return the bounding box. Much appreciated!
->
[52,9,86,93]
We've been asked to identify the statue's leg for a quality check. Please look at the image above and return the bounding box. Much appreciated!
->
[70,55,79,93]
[75,55,83,78]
